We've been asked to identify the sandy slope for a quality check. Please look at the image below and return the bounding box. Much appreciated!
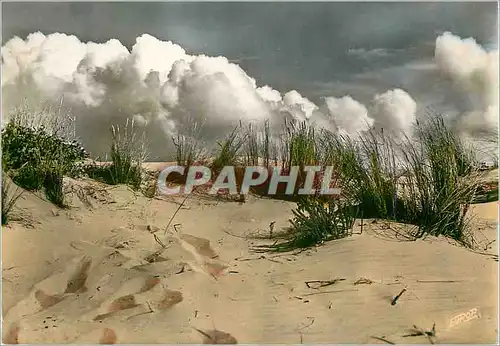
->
[2,178,498,344]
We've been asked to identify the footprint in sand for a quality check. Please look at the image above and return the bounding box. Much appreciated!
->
[34,289,65,310]
[194,328,238,344]
[3,322,20,344]
[32,256,92,311]
[143,252,169,263]
[93,275,186,320]
[65,256,92,293]
[108,295,139,313]
[175,233,230,279]
[5,279,69,322]
[69,241,130,266]
[6,257,90,321]
[76,326,118,344]
[31,256,92,313]
[99,328,117,344]
[202,262,229,279]
[110,275,162,296]
[137,276,162,293]
[93,295,140,321]
[180,234,219,259]
[156,289,183,310]
[93,275,163,321]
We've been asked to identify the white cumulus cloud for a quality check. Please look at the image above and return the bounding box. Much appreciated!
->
[434,31,499,135]
[323,95,373,136]
[369,88,417,136]
[1,31,497,159]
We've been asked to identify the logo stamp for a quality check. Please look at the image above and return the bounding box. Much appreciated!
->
[449,308,481,329]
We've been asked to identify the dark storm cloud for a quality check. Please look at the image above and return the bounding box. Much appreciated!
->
[2,2,497,101]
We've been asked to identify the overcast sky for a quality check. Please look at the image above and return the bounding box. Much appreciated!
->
[2,2,498,104]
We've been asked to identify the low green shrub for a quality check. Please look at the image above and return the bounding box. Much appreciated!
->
[1,122,86,172]
[1,121,87,207]
[9,164,45,191]
[83,162,114,184]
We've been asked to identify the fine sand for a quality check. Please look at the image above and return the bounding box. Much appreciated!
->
[2,174,498,344]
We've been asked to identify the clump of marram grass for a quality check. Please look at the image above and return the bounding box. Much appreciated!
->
[253,197,357,252]
[261,120,272,168]
[243,122,260,166]
[242,120,273,168]
[398,116,480,245]
[166,111,482,248]
[318,114,480,246]
[317,129,398,219]
[41,161,66,207]
[278,119,319,171]
[289,123,318,169]
[211,125,247,176]
[109,120,146,189]
[257,119,322,198]
[348,130,400,220]
[172,119,207,168]
[1,173,23,225]
[86,119,147,190]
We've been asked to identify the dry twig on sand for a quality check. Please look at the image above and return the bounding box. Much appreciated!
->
[354,277,374,285]
[301,288,359,297]
[298,317,315,330]
[402,323,436,344]
[269,221,276,238]
[153,234,165,248]
[391,286,408,305]
[370,336,395,345]
[164,194,189,235]
[305,278,345,289]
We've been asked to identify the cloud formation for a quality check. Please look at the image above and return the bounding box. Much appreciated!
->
[434,32,499,135]
[323,96,373,136]
[1,31,497,159]
[370,89,417,135]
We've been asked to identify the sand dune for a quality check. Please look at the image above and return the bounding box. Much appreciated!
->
[2,177,498,344]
